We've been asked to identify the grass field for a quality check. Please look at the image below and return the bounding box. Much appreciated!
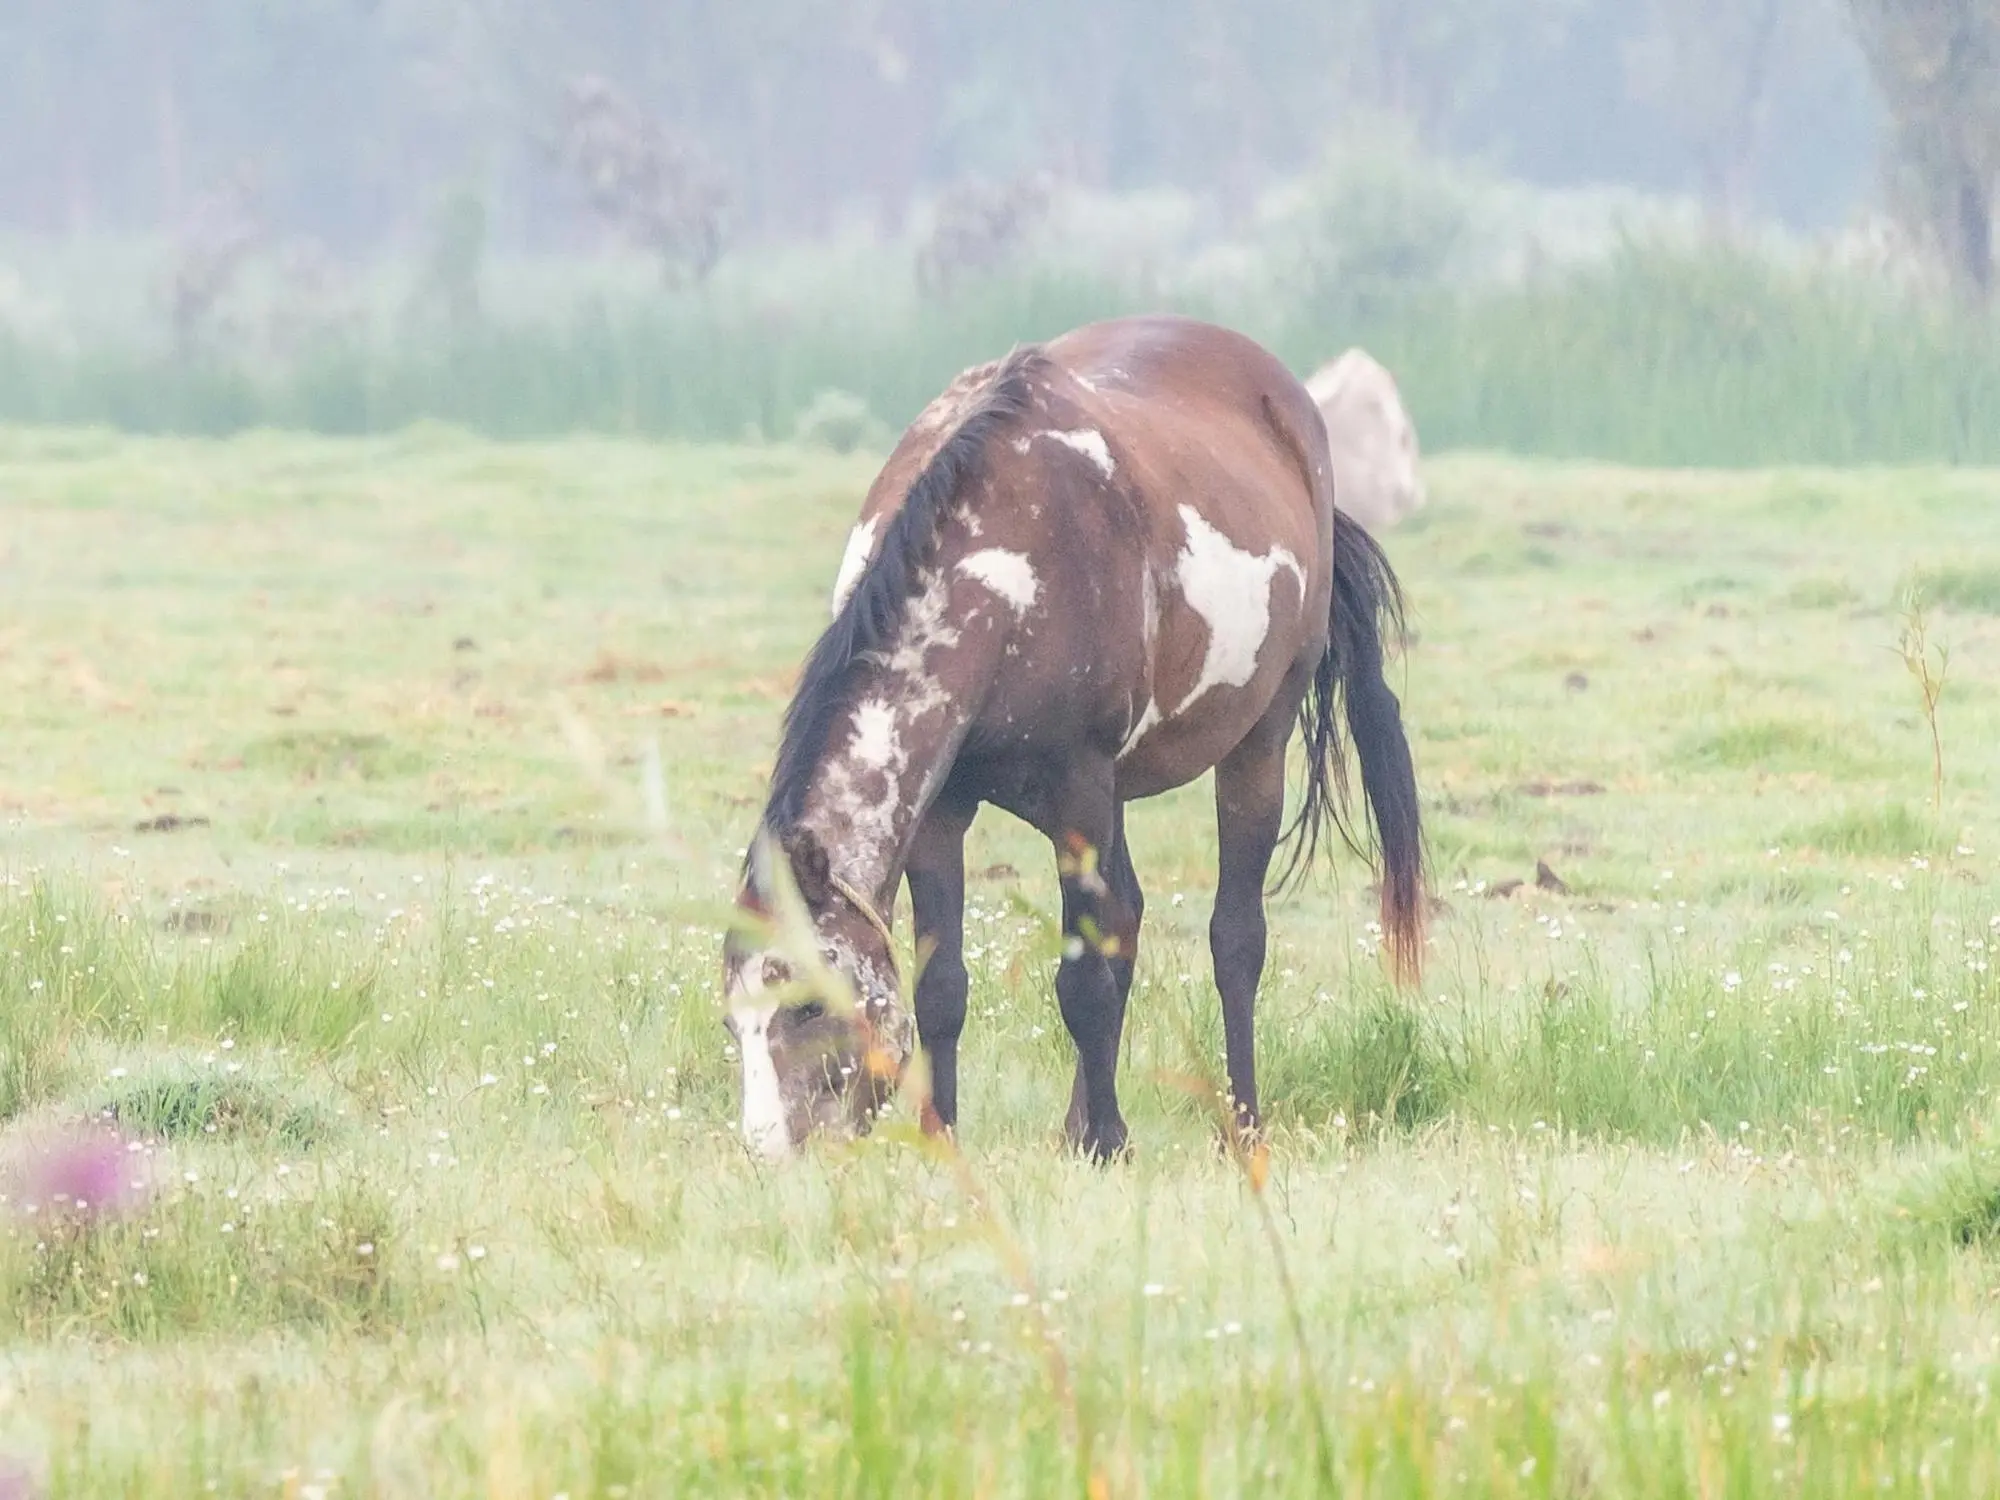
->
[6,422,2000,1496]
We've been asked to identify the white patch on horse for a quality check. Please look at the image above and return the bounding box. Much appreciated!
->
[816,760,899,889]
[884,567,961,693]
[1040,428,1115,478]
[1169,505,1305,717]
[906,362,999,447]
[1011,437,1033,455]
[733,1001,789,1160]
[1118,697,1162,759]
[848,698,903,771]
[956,549,1040,616]
[1116,571,1164,761]
[807,567,967,893]
[830,519,878,617]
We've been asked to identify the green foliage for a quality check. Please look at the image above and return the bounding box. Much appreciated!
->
[1269,130,1474,327]
[0,1170,426,1340]
[1895,1144,2000,1247]
[406,183,489,337]
[1265,994,1458,1132]
[240,730,425,783]
[1676,719,1873,774]
[1901,561,2000,614]
[1784,575,1861,608]
[2,241,1996,465]
[791,389,889,454]
[1790,803,1950,856]
[90,1058,332,1147]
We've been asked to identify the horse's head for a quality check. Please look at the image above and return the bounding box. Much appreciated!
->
[722,827,910,1159]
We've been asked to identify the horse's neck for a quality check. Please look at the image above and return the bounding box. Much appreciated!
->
[798,594,986,903]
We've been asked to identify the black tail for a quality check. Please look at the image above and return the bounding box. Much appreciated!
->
[1274,510,1427,987]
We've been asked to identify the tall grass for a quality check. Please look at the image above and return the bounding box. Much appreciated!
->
[1,246,1994,465]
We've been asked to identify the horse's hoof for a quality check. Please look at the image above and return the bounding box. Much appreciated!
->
[1215,1116,1264,1160]
[1082,1125,1131,1165]
[919,1099,954,1141]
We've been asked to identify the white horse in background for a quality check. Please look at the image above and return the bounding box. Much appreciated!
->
[1304,348,1427,534]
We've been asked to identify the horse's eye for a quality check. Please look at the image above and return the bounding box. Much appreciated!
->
[793,999,826,1024]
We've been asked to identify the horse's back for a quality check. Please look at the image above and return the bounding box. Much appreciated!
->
[1030,317,1339,791]
[832,315,1342,795]
[1044,314,1335,546]
[1042,314,1336,608]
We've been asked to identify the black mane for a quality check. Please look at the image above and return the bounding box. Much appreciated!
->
[751,344,1045,861]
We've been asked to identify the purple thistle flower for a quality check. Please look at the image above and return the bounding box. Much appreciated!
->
[5,1121,148,1221]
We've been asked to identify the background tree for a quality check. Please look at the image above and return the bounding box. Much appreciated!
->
[1845,0,2000,300]
[0,0,1889,252]
[1624,0,1808,231]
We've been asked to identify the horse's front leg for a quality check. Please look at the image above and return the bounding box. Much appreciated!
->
[906,798,976,1137]
[1039,760,1131,1162]
[1065,798,1143,1150]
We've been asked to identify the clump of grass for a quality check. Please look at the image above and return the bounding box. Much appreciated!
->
[84,1058,333,1148]
[1266,995,1458,1132]
[1675,718,1867,774]
[170,930,383,1058]
[1678,573,1755,604]
[1763,479,1844,518]
[1783,576,1859,609]
[790,389,888,454]
[1891,1147,2000,1248]
[241,729,425,782]
[1789,803,1948,858]
[0,1170,437,1340]
[0,883,134,1119]
[2,878,394,1076]
[1899,563,2000,616]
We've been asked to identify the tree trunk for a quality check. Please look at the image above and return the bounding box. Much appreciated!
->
[1953,170,1994,301]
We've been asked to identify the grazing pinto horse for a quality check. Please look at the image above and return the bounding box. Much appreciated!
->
[724,314,1426,1161]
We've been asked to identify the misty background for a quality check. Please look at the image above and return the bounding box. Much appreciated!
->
[0,0,1993,464]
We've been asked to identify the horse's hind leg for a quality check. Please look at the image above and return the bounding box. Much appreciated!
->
[1210,697,1296,1139]
[1065,800,1143,1148]
[906,798,976,1136]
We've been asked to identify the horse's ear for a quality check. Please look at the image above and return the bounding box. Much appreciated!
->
[781,828,833,908]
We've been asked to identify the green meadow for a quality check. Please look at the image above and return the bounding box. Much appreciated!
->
[6,422,2000,1495]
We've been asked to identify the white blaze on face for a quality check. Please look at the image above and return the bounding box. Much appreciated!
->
[955,548,1040,616]
[830,519,879,617]
[1041,427,1115,478]
[732,998,790,1160]
[1169,505,1306,718]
